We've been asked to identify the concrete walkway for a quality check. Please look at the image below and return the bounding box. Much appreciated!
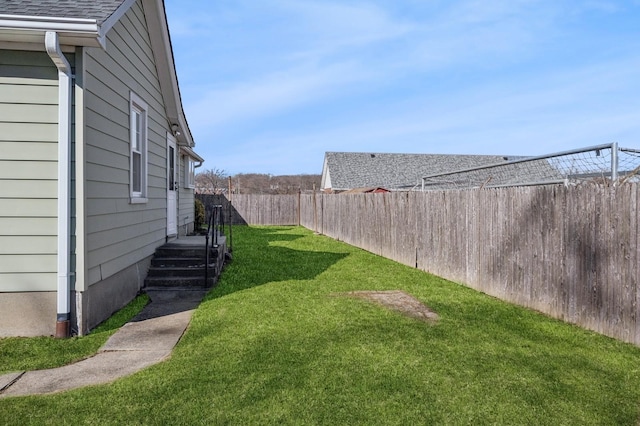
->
[0,289,206,398]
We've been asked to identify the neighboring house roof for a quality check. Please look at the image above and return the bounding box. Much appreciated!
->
[321,152,512,191]
[0,0,195,148]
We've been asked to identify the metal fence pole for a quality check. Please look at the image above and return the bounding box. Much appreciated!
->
[611,142,619,183]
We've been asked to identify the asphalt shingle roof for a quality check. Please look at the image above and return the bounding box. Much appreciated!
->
[1,0,126,23]
[324,152,511,190]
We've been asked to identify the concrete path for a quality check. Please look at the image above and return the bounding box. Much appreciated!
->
[0,289,206,398]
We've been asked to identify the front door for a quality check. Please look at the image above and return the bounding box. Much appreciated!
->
[167,133,178,236]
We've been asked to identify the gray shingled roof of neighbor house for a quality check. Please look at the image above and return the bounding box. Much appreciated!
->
[0,0,125,22]
[324,152,513,191]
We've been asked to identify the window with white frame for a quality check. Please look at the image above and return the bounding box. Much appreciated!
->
[185,156,195,189]
[130,92,148,202]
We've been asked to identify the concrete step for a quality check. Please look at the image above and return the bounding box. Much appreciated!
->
[143,276,216,289]
[150,257,205,268]
[154,246,221,260]
[154,246,207,258]
[143,238,227,290]
[147,266,213,278]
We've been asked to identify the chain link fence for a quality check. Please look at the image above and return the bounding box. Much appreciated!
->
[419,143,640,191]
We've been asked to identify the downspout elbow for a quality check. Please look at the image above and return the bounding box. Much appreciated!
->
[45,31,73,338]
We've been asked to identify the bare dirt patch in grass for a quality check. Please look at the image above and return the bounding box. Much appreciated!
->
[340,290,439,323]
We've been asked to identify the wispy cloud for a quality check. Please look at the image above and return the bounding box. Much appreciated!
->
[180,0,413,134]
[165,0,640,174]
[186,60,369,133]
[580,1,622,13]
[215,53,640,170]
[274,0,413,53]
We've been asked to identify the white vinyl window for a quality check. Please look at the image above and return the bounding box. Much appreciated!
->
[185,157,195,189]
[130,92,148,203]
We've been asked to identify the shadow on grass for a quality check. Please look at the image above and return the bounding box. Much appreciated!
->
[207,226,349,299]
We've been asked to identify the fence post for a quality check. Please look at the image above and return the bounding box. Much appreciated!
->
[611,142,619,184]
[313,184,318,233]
[297,189,301,226]
[227,176,233,252]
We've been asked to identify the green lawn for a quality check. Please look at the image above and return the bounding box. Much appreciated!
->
[1,226,639,425]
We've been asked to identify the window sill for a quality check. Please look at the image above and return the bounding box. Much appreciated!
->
[130,197,148,204]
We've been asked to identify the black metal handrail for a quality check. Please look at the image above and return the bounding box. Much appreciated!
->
[205,204,224,284]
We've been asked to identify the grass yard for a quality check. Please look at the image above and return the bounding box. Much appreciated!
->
[1,225,640,424]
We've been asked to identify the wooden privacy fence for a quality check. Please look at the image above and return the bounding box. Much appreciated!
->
[197,193,299,226]
[200,185,640,346]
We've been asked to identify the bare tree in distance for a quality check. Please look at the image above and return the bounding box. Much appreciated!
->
[196,168,321,194]
[230,173,321,194]
[195,168,228,194]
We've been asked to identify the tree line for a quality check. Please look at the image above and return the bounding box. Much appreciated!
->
[195,168,321,195]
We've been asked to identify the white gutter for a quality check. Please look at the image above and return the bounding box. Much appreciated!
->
[0,14,98,31]
[45,31,73,339]
[0,15,104,48]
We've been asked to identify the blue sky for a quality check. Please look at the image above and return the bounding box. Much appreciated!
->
[165,0,640,175]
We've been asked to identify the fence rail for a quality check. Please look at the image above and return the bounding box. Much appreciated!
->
[200,185,640,346]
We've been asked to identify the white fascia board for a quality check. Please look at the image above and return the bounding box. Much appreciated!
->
[143,0,195,148]
[0,15,103,47]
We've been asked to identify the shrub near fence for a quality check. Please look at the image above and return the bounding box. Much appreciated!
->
[201,186,640,346]
[301,185,640,346]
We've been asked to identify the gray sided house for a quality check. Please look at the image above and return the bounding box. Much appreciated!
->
[321,152,512,192]
[0,0,204,337]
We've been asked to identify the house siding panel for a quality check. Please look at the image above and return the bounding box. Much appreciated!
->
[0,141,58,160]
[0,49,62,293]
[0,85,59,105]
[0,122,58,142]
[0,161,57,179]
[0,103,57,123]
[1,180,58,198]
[0,199,57,217]
[83,1,168,291]
[0,255,57,273]
[0,218,58,236]
[0,236,58,254]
